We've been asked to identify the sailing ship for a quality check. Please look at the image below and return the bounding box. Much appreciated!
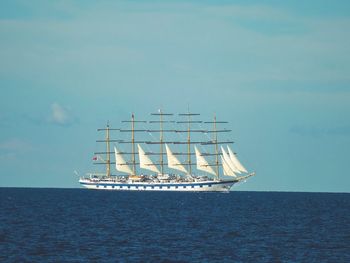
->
[79,111,255,191]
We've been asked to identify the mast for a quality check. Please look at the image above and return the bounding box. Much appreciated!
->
[149,110,174,175]
[120,114,147,177]
[177,112,202,175]
[203,118,232,180]
[94,124,120,176]
[187,114,192,175]
[160,110,164,174]
[131,113,136,175]
[106,122,111,177]
[213,115,219,180]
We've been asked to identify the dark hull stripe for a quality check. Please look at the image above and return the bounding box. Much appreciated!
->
[80,180,237,188]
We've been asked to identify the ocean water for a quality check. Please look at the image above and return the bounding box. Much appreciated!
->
[0,188,349,262]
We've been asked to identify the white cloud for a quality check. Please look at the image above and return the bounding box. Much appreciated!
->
[0,138,34,160]
[0,138,33,151]
[0,1,349,96]
[49,102,76,126]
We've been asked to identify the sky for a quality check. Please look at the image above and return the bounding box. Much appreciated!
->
[0,0,349,192]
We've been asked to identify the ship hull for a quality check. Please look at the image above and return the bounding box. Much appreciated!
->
[79,179,238,192]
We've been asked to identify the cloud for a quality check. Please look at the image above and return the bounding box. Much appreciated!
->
[49,102,77,126]
[0,138,33,151]
[0,103,78,127]
[1,1,349,96]
[0,138,34,160]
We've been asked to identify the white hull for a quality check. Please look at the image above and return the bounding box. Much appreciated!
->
[79,178,239,192]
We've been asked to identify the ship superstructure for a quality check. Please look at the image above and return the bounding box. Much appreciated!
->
[79,111,255,191]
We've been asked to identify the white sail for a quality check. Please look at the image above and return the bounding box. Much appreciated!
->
[138,144,160,174]
[195,146,216,176]
[221,156,237,177]
[114,146,133,175]
[221,146,241,174]
[165,144,188,174]
[227,146,248,173]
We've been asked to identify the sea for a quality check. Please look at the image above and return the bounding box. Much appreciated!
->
[0,188,349,262]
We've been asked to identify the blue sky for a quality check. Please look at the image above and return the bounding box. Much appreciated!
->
[0,0,349,192]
